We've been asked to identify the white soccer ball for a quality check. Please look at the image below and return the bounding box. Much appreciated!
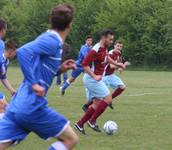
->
[103,120,118,135]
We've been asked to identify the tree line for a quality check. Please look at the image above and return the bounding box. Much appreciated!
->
[0,0,172,66]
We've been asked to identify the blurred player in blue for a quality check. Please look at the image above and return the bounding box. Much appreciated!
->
[0,4,78,150]
[60,35,93,95]
[0,18,6,55]
[0,40,17,96]
[0,92,8,119]
[56,43,72,86]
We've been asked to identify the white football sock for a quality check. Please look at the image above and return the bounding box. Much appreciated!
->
[51,141,68,150]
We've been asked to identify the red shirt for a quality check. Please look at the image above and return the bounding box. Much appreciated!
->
[82,43,108,75]
[105,50,121,75]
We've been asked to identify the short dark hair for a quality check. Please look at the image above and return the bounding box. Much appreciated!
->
[85,35,92,41]
[0,18,7,31]
[5,40,17,51]
[50,4,75,31]
[100,29,114,38]
[115,40,122,45]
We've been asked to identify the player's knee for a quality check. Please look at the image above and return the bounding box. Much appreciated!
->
[0,142,12,150]
[120,85,126,90]
[104,95,112,104]
[66,131,79,147]
[70,132,79,146]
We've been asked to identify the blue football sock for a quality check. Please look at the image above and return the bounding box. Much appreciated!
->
[62,80,70,90]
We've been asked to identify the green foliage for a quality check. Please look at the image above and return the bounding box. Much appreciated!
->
[94,0,172,66]
[0,0,172,66]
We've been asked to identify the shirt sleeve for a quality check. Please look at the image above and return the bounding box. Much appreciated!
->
[17,35,62,86]
[82,50,97,67]
[17,49,39,85]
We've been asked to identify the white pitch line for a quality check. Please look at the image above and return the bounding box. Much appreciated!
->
[123,92,170,97]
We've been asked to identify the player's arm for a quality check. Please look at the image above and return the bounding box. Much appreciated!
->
[17,50,45,96]
[82,50,101,81]
[0,60,16,96]
[57,59,76,75]
[17,49,49,96]
[1,79,16,96]
[107,55,125,69]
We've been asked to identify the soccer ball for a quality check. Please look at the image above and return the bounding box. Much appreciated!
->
[103,120,118,135]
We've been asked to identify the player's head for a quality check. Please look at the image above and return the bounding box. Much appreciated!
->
[100,29,114,48]
[85,35,93,47]
[4,40,17,59]
[0,18,7,38]
[50,4,75,33]
[114,40,123,51]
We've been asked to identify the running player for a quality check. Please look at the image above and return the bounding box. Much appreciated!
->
[56,43,72,85]
[102,40,130,109]
[60,35,93,95]
[0,40,16,96]
[74,29,126,134]
[82,40,130,111]
[0,4,78,150]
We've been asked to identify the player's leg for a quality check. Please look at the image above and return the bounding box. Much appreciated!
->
[0,142,12,150]
[88,94,111,129]
[26,107,78,150]
[74,98,100,134]
[0,92,6,119]
[109,74,126,99]
[56,74,61,85]
[0,111,29,150]
[81,88,93,112]
[60,67,83,95]
[49,125,78,150]
[75,74,110,133]
[63,72,68,84]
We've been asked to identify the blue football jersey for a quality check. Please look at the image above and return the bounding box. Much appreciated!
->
[8,30,64,114]
[75,44,92,67]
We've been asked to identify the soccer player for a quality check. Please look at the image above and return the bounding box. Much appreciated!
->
[102,40,130,109]
[74,29,126,134]
[0,92,8,119]
[60,35,93,95]
[0,40,16,96]
[0,4,78,150]
[82,40,130,111]
[56,43,72,85]
[0,18,6,54]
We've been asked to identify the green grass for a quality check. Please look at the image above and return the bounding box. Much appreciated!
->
[1,67,172,150]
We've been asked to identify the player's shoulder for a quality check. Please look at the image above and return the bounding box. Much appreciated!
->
[80,44,87,51]
[92,43,101,52]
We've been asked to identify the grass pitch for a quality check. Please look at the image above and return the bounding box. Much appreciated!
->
[1,67,172,150]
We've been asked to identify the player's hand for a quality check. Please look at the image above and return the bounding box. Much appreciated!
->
[11,90,16,96]
[118,63,126,69]
[124,61,131,67]
[93,75,102,81]
[32,84,45,96]
[60,59,77,73]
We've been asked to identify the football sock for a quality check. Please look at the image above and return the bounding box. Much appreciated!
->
[89,100,108,124]
[62,79,70,90]
[77,106,95,128]
[112,87,124,99]
[48,141,68,150]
